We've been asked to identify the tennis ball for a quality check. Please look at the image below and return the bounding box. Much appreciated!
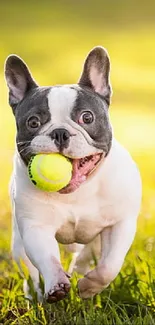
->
[28,153,72,192]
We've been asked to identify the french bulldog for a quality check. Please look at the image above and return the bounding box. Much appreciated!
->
[5,46,142,302]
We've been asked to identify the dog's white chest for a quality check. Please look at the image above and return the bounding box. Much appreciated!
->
[55,199,103,244]
[56,221,100,244]
[54,190,117,245]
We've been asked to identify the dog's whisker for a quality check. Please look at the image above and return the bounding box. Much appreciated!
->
[17,141,31,145]
[19,146,31,155]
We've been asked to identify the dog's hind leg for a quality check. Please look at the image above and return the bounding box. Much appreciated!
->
[12,215,42,301]
[67,236,101,275]
[67,244,86,274]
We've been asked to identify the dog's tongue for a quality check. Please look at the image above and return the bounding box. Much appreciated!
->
[60,154,101,194]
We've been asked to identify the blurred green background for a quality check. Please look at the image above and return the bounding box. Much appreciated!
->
[0,0,155,255]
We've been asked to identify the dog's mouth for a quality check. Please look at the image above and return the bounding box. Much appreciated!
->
[59,152,103,194]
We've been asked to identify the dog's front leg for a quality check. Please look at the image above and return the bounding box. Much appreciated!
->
[19,219,70,303]
[78,218,137,298]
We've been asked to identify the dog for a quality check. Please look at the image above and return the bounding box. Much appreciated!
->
[4,46,142,303]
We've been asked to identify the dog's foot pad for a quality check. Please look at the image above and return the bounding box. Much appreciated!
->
[46,283,71,303]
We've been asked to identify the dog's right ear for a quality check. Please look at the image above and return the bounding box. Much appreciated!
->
[4,55,38,113]
[78,46,112,105]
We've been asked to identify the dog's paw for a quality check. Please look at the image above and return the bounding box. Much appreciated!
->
[78,266,108,299]
[78,276,102,299]
[46,283,71,303]
[45,270,71,303]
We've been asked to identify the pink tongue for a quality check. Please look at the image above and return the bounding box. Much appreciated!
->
[60,154,100,194]
[59,160,86,194]
[71,160,87,184]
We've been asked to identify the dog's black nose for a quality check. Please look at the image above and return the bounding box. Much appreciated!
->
[50,128,70,150]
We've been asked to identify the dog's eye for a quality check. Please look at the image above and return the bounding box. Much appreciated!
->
[78,111,94,124]
[27,116,41,130]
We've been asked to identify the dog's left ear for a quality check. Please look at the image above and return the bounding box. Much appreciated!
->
[4,55,38,112]
[78,46,112,105]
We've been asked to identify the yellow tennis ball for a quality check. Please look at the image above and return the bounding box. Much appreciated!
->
[28,153,72,192]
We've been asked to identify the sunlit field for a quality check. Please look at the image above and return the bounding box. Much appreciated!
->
[0,2,155,324]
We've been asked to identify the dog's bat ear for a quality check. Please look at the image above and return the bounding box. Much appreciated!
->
[78,46,112,105]
[4,55,38,112]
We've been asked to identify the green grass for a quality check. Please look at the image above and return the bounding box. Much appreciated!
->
[1,244,155,324]
[0,1,155,324]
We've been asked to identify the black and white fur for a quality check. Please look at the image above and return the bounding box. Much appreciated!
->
[5,46,142,302]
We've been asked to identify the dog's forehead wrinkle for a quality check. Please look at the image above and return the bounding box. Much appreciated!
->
[79,86,109,108]
[74,87,106,115]
[16,86,51,118]
[47,86,78,122]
